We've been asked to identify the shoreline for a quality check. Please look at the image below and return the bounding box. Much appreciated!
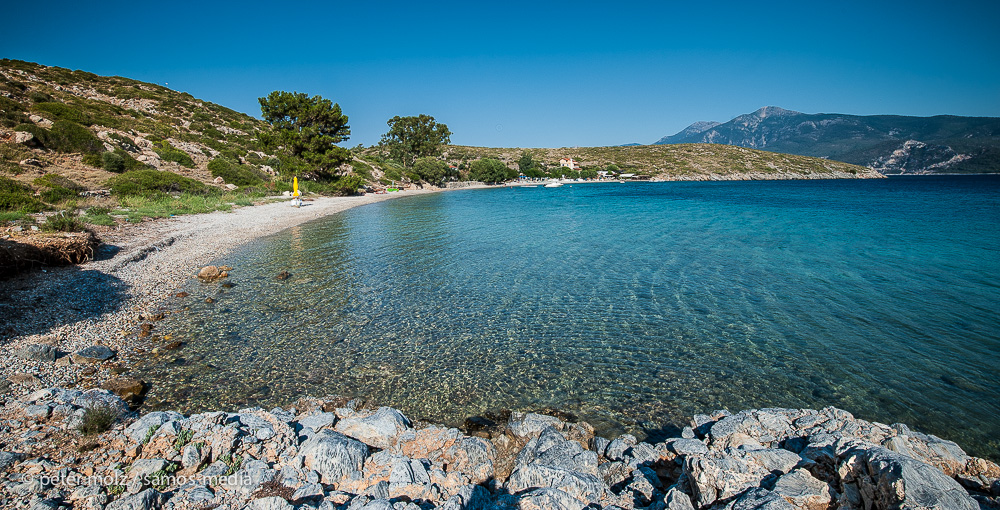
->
[0,187,463,398]
[0,386,996,509]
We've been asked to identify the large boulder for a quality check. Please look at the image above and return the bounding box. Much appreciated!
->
[772,468,835,510]
[516,427,598,476]
[508,412,565,438]
[507,464,607,506]
[334,406,411,449]
[124,411,185,443]
[726,487,796,510]
[517,487,585,510]
[298,430,369,485]
[684,448,802,508]
[104,488,164,510]
[837,443,978,510]
[448,436,497,485]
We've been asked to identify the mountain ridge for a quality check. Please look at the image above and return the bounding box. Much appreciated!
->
[656,108,1000,174]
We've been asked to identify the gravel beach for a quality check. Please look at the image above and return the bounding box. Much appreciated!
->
[0,189,446,398]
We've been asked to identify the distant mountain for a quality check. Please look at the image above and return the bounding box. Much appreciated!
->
[655,107,1000,174]
[654,120,722,145]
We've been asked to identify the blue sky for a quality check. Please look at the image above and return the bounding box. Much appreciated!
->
[3,0,998,148]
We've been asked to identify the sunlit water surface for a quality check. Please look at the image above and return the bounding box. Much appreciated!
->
[140,176,1000,459]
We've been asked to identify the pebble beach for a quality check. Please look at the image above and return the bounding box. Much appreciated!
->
[0,189,445,398]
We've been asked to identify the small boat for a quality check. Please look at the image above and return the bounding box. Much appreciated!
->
[522,185,538,188]
[544,182,563,188]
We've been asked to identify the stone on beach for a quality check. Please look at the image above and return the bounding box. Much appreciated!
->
[196,265,228,281]
[13,344,57,362]
[71,345,115,364]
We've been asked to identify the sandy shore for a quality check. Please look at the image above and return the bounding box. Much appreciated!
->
[0,188,453,395]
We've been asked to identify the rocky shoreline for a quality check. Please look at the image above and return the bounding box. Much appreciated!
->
[0,387,997,509]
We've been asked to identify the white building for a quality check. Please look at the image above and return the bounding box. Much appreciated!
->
[559,157,581,170]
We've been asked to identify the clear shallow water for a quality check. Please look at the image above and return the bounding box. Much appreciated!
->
[141,176,1000,459]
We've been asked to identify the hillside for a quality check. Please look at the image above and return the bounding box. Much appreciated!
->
[0,59,388,230]
[654,107,1000,174]
[0,58,278,190]
[443,143,881,180]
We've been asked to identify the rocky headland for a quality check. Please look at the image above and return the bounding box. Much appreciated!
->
[0,386,997,510]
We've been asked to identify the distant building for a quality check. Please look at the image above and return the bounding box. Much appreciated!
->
[559,157,581,170]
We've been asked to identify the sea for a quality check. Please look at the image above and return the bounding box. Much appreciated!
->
[140,175,1000,460]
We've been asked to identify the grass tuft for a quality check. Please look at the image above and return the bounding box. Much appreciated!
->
[78,404,121,436]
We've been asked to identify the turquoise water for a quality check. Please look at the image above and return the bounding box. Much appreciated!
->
[141,176,1000,459]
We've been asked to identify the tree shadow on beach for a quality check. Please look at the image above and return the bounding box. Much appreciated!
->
[0,262,130,343]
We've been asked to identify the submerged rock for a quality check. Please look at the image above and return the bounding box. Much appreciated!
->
[101,377,147,405]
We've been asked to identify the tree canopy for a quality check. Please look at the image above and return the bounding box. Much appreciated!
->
[469,158,512,184]
[413,157,456,187]
[379,114,451,169]
[258,91,351,178]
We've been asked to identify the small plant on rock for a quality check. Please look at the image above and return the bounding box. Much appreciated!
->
[173,428,193,452]
[77,404,120,436]
[141,424,159,445]
[221,453,242,476]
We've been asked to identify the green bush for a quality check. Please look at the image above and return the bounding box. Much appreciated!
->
[0,176,45,212]
[0,97,28,128]
[41,211,85,231]
[207,157,264,186]
[154,141,195,168]
[24,120,104,154]
[102,151,125,173]
[81,153,103,168]
[107,169,211,196]
[32,102,90,125]
[413,157,452,186]
[29,91,53,103]
[333,175,364,195]
[34,174,83,191]
[35,173,83,203]
[113,149,147,172]
[40,187,77,203]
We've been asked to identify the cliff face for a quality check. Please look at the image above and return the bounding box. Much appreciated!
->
[656,107,1000,174]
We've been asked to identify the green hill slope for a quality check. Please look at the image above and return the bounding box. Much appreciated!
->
[442,143,881,180]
